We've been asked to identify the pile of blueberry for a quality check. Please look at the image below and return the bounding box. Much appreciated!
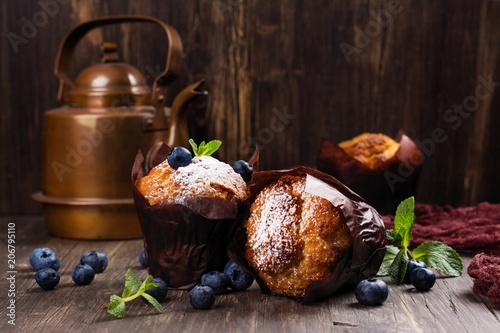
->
[30,248,109,290]
[72,251,108,285]
[167,146,253,182]
[405,259,436,291]
[30,248,60,290]
[190,260,254,309]
[354,259,436,306]
[139,250,253,309]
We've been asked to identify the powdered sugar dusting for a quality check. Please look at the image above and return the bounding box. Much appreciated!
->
[168,156,246,199]
[245,180,301,273]
[137,155,248,205]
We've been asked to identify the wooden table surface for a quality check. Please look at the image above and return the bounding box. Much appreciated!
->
[1,217,499,333]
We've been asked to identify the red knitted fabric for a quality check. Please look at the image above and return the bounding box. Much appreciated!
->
[467,253,500,304]
[382,202,500,254]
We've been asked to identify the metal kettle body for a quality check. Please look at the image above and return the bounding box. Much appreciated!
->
[32,16,207,239]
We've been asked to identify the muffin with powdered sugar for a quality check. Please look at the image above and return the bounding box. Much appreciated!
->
[132,140,256,289]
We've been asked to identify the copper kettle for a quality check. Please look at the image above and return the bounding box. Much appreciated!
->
[32,16,207,240]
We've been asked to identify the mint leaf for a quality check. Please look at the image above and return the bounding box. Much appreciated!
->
[389,248,409,284]
[394,196,415,248]
[377,245,400,276]
[376,197,463,285]
[189,139,222,157]
[144,282,160,291]
[107,295,125,318]
[107,272,164,318]
[140,275,153,291]
[142,293,164,314]
[122,269,142,298]
[412,241,463,277]
[188,139,198,155]
[386,230,398,245]
[203,140,222,156]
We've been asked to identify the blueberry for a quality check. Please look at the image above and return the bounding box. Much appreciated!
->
[30,248,55,266]
[355,279,389,306]
[167,147,192,169]
[189,285,215,310]
[405,259,427,283]
[139,249,147,268]
[80,251,108,273]
[71,263,95,285]
[223,260,254,291]
[410,268,436,291]
[35,268,60,290]
[30,248,60,272]
[232,160,253,182]
[201,271,230,295]
[142,278,168,303]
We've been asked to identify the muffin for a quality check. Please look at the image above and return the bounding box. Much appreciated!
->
[136,155,249,205]
[228,167,386,301]
[338,133,400,170]
[244,175,353,297]
[132,142,254,289]
[317,130,423,214]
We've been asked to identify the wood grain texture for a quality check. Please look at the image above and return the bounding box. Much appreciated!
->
[1,217,499,332]
[1,0,500,215]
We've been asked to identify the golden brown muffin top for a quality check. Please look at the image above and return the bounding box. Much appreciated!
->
[136,155,249,206]
[244,175,352,297]
[338,133,400,169]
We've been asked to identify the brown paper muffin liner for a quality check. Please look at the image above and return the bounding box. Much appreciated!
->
[131,143,257,290]
[228,166,386,302]
[317,130,423,215]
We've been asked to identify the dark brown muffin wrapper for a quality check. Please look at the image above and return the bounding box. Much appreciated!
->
[228,166,386,302]
[317,130,423,215]
[132,144,255,290]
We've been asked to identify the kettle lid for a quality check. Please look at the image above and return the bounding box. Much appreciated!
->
[67,43,151,107]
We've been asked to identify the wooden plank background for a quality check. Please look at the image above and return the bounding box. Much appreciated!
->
[1,0,499,215]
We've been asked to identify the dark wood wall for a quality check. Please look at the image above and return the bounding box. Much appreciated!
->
[1,0,499,215]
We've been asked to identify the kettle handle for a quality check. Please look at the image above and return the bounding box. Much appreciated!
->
[54,15,183,106]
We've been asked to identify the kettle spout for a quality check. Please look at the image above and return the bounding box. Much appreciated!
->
[167,79,208,147]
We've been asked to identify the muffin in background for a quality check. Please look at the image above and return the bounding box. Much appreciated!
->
[317,130,423,215]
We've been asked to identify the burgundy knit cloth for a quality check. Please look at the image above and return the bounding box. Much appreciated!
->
[382,202,500,254]
[467,253,500,304]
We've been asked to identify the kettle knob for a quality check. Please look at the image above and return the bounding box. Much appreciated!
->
[101,42,119,63]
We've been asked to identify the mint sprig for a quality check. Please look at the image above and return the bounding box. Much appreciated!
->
[189,139,221,157]
[377,197,463,284]
[107,269,162,318]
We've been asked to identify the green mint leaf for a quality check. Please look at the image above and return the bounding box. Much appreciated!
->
[107,295,125,318]
[141,293,164,314]
[197,141,207,155]
[394,196,415,248]
[145,282,160,291]
[188,139,222,157]
[139,275,154,293]
[107,271,165,319]
[203,140,222,156]
[386,230,399,245]
[376,245,400,276]
[189,139,198,156]
[412,241,463,277]
[389,248,409,284]
[122,269,142,298]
